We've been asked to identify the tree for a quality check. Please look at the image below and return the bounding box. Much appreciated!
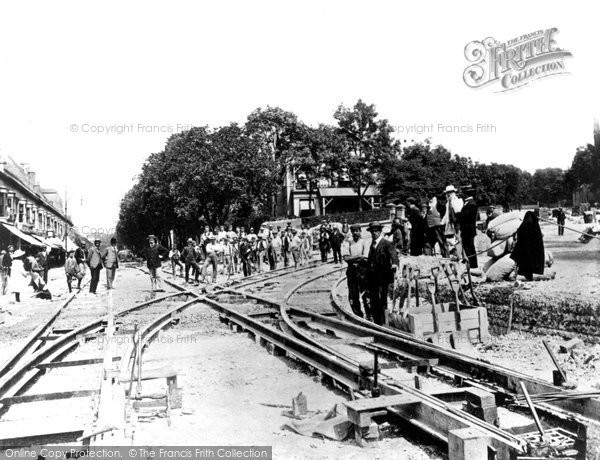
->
[292,124,346,215]
[530,168,567,207]
[245,107,306,216]
[566,144,600,194]
[380,140,473,203]
[334,100,399,211]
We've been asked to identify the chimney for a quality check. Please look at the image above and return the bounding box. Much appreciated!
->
[28,171,36,186]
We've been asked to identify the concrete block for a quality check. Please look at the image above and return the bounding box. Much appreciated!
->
[448,428,488,460]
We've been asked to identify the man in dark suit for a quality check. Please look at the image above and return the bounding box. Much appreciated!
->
[87,239,103,294]
[366,221,399,325]
[459,189,478,268]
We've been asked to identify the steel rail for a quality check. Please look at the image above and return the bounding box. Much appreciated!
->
[0,280,90,380]
[330,275,600,422]
[166,271,525,458]
[0,292,186,404]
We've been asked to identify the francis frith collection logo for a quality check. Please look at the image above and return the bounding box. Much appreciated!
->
[463,28,572,92]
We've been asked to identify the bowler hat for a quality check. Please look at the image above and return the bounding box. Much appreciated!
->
[350,224,361,231]
[367,221,383,232]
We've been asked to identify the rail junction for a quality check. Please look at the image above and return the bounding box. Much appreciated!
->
[0,261,598,460]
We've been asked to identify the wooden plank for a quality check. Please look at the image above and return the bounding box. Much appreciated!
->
[0,415,86,448]
[36,356,121,369]
[345,394,420,412]
[0,389,99,405]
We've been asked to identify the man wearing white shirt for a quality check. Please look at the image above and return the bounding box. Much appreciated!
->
[343,224,370,318]
[202,236,222,283]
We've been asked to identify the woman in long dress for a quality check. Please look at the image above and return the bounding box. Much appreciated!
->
[10,249,31,302]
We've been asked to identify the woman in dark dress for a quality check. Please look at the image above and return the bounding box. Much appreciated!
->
[510,211,545,281]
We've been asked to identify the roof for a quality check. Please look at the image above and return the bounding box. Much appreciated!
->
[318,186,380,198]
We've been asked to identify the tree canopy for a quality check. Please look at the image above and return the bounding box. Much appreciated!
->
[118,100,588,249]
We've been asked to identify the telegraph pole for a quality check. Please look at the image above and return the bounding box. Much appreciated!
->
[64,187,68,252]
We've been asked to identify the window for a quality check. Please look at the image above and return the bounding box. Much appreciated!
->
[18,203,24,223]
[0,194,5,217]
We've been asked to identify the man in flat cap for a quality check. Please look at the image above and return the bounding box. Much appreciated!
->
[366,221,399,325]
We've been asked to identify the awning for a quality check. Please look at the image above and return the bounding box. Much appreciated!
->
[2,223,46,247]
[44,237,66,250]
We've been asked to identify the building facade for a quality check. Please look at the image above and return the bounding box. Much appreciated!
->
[0,155,72,250]
[276,166,382,217]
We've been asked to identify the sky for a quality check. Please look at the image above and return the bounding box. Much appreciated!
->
[0,1,598,232]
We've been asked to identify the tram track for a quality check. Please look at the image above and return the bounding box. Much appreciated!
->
[1,262,596,458]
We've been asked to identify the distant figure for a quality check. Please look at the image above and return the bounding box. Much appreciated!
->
[142,235,169,292]
[510,211,545,281]
[102,237,119,289]
[169,245,184,279]
[459,189,479,268]
[330,227,344,264]
[406,197,426,256]
[74,242,88,291]
[35,246,50,285]
[65,249,81,293]
[556,207,566,236]
[87,239,103,295]
[441,185,463,256]
[10,249,28,302]
[1,245,14,295]
[424,197,448,257]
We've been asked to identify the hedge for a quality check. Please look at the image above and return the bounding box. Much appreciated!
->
[301,208,390,227]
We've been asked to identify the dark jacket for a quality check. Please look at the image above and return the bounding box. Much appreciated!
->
[75,247,87,265]
[142,244,169,269]
[459,198,478,239]
[366,237,399,284]
[181,246,198,263]
[2,252,12,270]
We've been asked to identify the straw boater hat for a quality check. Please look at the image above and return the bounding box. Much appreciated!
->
[444,185,457,193]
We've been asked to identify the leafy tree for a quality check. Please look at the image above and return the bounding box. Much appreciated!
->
[380,141,473,203]
[334,100,399,211]
[292,124,346,214]
[245,106,306,216]
[530,168,567,207]
[566,144,600,194]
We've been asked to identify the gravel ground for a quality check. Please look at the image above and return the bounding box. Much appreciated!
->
[135,303,444,459]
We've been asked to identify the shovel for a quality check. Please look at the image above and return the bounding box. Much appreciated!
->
[461,247,481,306]
[413,268,421,307]
[431,266,440,304]
[385,273,401,328]
[450,263,470,306]
[450,278,473,350]
[426,280,440,345]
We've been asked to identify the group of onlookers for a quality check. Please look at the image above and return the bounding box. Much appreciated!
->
[0,237,121,303]
[0,245,51,302]
[391,185,479,268]
[164,223,320,286]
